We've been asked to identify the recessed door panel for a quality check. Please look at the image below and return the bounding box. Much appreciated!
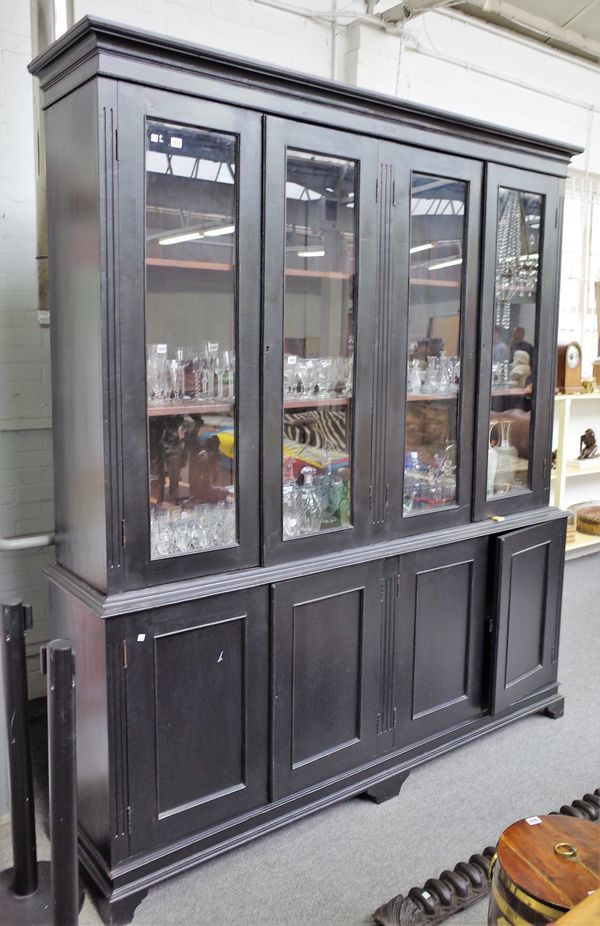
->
[291,589,362,766]
[272,564,381,799]
[413,560,473,718]
[125,587,268,854]
[395,539,488,747]
[504,542,547,687]
[155,617,245,815]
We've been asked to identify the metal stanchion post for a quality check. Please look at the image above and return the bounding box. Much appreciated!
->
[0,599,52,922]
[46,640,79,926]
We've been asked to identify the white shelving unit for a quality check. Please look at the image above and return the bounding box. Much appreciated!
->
[551,392,600,558]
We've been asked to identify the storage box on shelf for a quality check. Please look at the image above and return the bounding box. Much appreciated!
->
[30,18,578,924]
[551,392,600,558]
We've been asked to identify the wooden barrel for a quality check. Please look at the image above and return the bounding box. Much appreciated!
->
[487,815,600,925]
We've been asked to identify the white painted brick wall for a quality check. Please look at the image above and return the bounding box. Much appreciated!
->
[0,0,54,815]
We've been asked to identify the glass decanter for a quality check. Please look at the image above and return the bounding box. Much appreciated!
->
[298,466,323,535]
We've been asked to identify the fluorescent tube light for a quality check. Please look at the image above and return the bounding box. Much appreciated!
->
[428,257,463,270]
[410,243,434,254]
[158,230,203,246]
[297,249,325,257]
[203,224,236,237]
[159,224,236,245]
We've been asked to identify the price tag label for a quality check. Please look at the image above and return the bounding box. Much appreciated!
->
[287,355,297,365]
[170,136,183,149]
[526,816,542,826]
[156,343,167,355]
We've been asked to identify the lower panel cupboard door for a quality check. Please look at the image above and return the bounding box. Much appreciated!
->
[124,588,269,855]
[490,518,566,715]
[271,564,381,800]
[395,539,488,748]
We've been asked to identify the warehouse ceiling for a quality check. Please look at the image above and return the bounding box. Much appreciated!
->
[373,1,600,64]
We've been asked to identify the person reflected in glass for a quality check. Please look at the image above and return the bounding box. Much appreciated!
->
[188,431,231,505]
[493,326,510,363]
[509,326,533,363]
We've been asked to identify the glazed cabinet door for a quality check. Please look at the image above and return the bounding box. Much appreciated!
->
[124,587,268,855]
[263,118,378,563]
[116,84,262,589]
[475,166,561,518]
[271,564,381,799]
[392,539,489,749]
[490,517,566,715]
[372,146,482,539]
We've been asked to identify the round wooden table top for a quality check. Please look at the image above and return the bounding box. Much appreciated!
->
[497,815,600,911]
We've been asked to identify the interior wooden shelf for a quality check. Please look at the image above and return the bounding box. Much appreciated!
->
[407,387,528,402]
[407,392,458,401]
[491,386,529,397]
[285,268,351,279]
[146,256,352,279]
[148,396,351,415]
[148,401,233,416]
[146,258,465,287]
[146,257,234,271]
[284,396,350,408]
[410,277,461,288]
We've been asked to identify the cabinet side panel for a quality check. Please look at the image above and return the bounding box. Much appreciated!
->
[45,81,107,591]
[48,581,111,859]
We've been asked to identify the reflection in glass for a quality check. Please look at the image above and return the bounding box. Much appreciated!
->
[282,149,356,539]
[145,121,238,558]
[487,188,543,499]
[403,174,467,515]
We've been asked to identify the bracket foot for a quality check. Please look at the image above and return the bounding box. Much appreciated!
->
[364,770,410,804]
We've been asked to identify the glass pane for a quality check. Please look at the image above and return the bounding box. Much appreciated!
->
[403,174,467,516]
[487,188,543,499]
[145,121,237,558]
[281,149,356,539]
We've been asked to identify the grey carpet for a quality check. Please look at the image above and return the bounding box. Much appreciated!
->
[1,555,599,925]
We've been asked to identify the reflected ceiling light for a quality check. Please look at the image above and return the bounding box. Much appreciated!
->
[158,230,203,246]
[203,224,236,237]
[297,248,325,257]
[159,223,236,245]
[410,242,434,254]
[428,257,463,270]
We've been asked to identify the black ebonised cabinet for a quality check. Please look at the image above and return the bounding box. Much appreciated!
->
[31,17,576,924]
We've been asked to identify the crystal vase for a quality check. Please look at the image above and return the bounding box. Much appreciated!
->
[487,423,498,497]
[495,419,518,491]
